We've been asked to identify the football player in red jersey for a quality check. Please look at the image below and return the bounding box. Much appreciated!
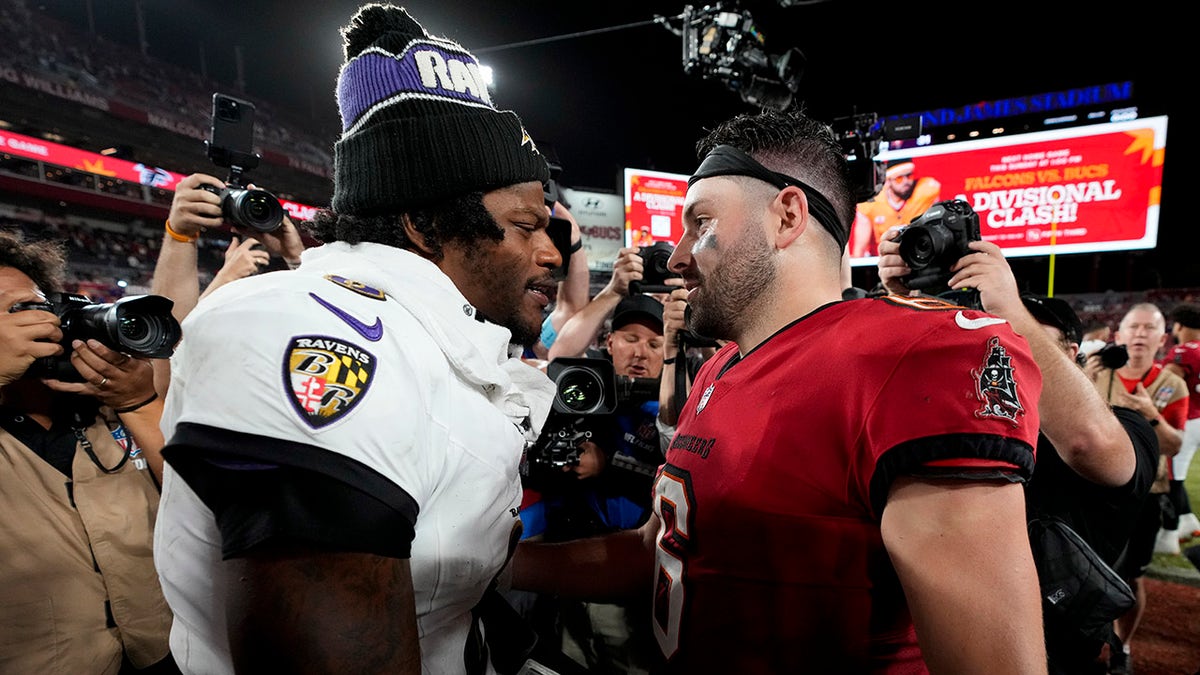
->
[513,109,1047,674]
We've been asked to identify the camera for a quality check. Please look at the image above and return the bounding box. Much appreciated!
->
[198,183,284,233]
[658,5,803,111]
[630,241,681,294]
[10,292,182,381]
[1083,343,1129,370]
[204,93,284,233]
[897,199,981,292]
[526,357,659,470]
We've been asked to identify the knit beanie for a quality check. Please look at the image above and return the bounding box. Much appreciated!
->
[332,3,550,215]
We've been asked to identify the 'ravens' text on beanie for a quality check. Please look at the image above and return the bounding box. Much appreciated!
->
[332,3,549,215]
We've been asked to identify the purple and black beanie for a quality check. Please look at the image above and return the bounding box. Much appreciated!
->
[332,3,549,215]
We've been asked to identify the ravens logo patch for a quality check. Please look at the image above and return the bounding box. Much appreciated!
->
[284,335,376,429]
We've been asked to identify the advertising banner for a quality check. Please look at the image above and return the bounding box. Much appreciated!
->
[850,115,1167,265]
[0,128,324,218]
[623,168,689,248]
[1,128,185,190]
[561,187,623,272]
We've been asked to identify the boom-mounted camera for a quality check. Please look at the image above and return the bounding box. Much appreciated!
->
[657,3,804,111]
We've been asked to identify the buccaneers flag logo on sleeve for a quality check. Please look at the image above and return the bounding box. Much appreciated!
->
[973,335,1024,426]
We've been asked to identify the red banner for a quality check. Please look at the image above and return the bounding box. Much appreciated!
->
[624,168,689,248]
[850,115,1167,265]
[0,128,186,190]
[0,128,324,219]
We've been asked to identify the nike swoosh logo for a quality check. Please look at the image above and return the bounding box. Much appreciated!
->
[310,293,383,342]
[955,311,1008,330]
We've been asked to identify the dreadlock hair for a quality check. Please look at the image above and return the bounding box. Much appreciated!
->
[304,191,503,260]
[0,228,67,293]
[696,107,856,249]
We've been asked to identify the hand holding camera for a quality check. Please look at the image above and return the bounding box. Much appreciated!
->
[605,247,646,298]
[9,292,181,382]
[41,339,158,412]
[0,289,64,388]
[629,241,681,294]
[895,199,981,293]
[168,172,227,241]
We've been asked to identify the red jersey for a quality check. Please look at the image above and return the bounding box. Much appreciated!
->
[1115,363,1189,428]
[650,296,1041,674]
[1166,340,1200,420]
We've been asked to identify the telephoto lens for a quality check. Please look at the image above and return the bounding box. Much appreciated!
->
[9,293,182,381]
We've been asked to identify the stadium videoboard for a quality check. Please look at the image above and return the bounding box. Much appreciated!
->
[850,115,1168,266]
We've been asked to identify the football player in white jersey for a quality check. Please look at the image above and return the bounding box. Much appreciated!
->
[153,4,562,674]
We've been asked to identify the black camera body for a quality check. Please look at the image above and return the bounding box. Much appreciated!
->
[630,241,680,294]
[526,357,658,471]
[1095,343,1129,370]
[204,93,284,233]
[10,292,182,381]
[897,199,981,292]
[198,181,284,233]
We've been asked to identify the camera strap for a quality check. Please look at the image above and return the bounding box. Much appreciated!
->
[671,343,688,423]
[73,427,130,474]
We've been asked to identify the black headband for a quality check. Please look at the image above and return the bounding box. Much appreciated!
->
[689,144,847,251]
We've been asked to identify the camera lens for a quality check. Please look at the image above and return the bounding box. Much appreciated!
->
[556,367,605,414]
[899,225,956,270]
[119,315,150,343]
[247,194,269,219]
[649,249,671,275]
[225,188,283,232]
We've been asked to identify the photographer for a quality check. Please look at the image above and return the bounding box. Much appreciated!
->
[1092,302,1187,674]
[520,294,669,674]
[879,230,1158,673]
[152,172,304,326]
[0,231,178,674]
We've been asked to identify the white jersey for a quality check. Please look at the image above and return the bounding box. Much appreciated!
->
[154,242,552,675]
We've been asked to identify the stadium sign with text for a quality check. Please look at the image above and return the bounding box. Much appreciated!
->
[623,168,689,248]
[0,128,322,219]
[850,115,1167,266]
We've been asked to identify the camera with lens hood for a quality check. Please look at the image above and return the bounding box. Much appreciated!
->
[525,357,659,473]
[896,199,981,293]
[203,93,284,233]
[10,292,182,381]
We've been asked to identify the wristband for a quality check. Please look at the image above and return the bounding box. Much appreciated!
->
[114,392,158,414]
[662,357,676,365]
[568,239,583,254]
[285,259,302,270]
[165,220,197,243]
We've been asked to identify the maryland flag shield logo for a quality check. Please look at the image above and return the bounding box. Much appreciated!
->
[284,335,376,429]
